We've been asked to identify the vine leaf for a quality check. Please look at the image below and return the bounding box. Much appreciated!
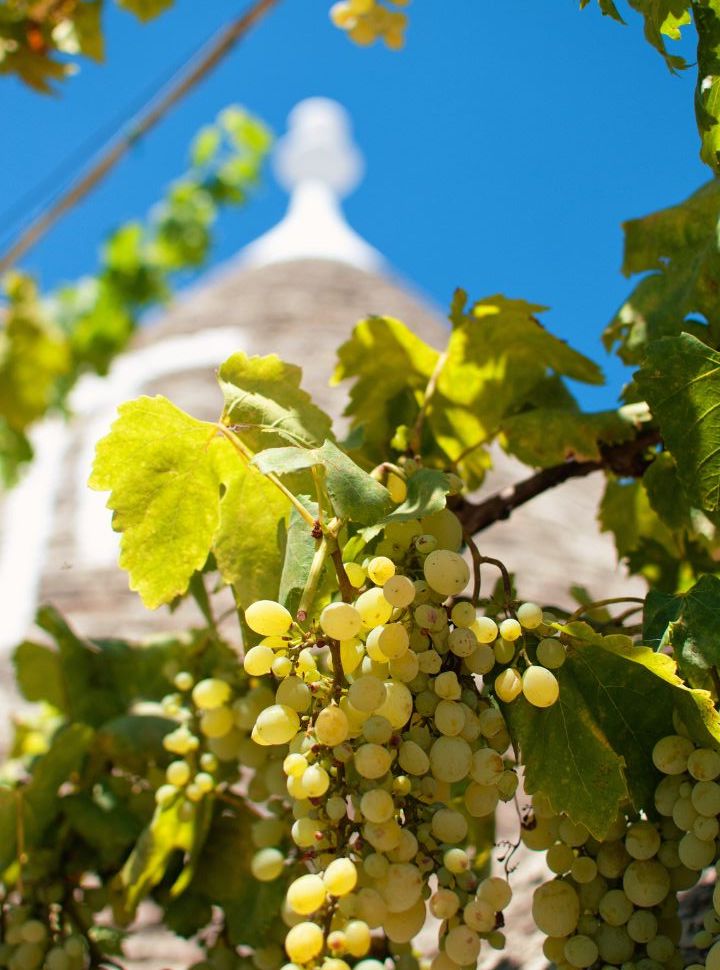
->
[218,353,333,451]
[253,441,392,524]
[212,443,290,609]
[695,1,720,172]
[378,468,450,523]
[433,295,603,485]
[332,315,440,465]
[279,498,320,616]
[506,624,720,837]
[605,180,720,364]
[636,332,720,512]
[189,810,288,948]
[647,575,720,686]
[500,408,634,466]
[120,794,213,914]
[90,396,233,609]
[0,724,94,872]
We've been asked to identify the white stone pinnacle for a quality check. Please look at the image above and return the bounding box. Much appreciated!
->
[242,97,383,270]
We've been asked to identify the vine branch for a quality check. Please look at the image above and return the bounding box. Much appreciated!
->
[454,426,661,536]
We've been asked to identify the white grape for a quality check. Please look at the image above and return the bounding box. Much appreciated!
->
[522,665,559,708]
[320,602,363,640]
[532,880,580,937]
[245,600,293,637]
[423,550,470,596]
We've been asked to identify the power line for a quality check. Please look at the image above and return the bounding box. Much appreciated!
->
[0,0,282,275]
[0,19,222,247]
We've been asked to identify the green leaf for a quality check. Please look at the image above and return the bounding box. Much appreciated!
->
[0,724,94,872]
[432,295,602,485]
[212,450,289,609]
[636,332,720,512]
[253,441,392,525]
[190,809,287,948]
[599,476,675,559]
[13,642,65,710]
[96,715,176,773]
[505,654,628,838]
[642,451,692,530]
[278,498,319,617]
[120,793,212,913]
[507,624,720,836]
[219,353,333,451]
[500,409,634,466]
[191,126,221,167]
[605,180,720,363]
[655,575,720,683]
[332,316,440,463]
[62,793,143,866]
[0,273,70,433]
[642,588,682,648]
[694,1,720,172]
[378,469,450,523]
[90,396,233,608]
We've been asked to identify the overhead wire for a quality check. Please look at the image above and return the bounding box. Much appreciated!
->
[0,0,282,275]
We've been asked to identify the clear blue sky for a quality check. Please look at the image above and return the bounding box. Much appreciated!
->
[0,1,705,408]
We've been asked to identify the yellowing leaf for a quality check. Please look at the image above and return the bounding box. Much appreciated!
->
[90,396,231,609]
[332,316,440,463]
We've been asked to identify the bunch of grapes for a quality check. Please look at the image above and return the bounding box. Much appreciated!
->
[329,0,409,50]
[0,903,88,970]
[239,502,562,969]
[522,725,720,970]
[652,734,720,970]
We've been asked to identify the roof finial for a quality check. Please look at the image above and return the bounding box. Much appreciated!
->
[241,97,382,270]
[274,97,363,197]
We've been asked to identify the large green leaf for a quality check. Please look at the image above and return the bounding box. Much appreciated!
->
[0,724,94,872]
[695,1,720,172]
[253,441,392,525]
[218,353,333,451]
[432,295,602,484]
[500,409,634,466]
[90,396,235,608]
[332,316,440,463]
[605,181,720,363]
[506,624,720,837]
[636,332,720,512]
[190,809,288,948]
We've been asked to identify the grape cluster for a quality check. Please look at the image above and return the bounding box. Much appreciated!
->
[0,905,88,970]
[240,506,549,968]
[329,0,409,50]
[523,726,720,970]
[652,734,720,970]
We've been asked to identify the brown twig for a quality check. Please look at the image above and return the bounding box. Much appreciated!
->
[328,641,346,697]
[566,596,646,623]
[454,427,661,536]
[330,546,355,604]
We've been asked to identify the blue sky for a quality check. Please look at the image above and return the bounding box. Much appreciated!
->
[0,1,706,408]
